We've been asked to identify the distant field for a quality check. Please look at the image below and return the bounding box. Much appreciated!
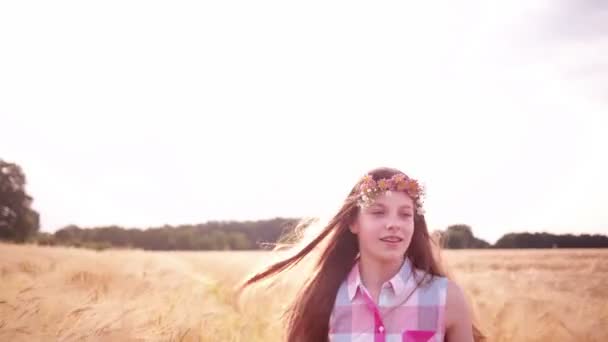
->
[0,243,606,341]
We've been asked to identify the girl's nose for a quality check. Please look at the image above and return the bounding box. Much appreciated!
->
[386,222,400,231]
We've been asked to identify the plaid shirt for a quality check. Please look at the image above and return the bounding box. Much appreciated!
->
[329,258,447,342]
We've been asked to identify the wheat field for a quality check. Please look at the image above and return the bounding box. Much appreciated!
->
[0,243,606,342]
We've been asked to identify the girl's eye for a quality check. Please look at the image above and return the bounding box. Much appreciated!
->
[370,211,384,216]
[400,213,413,218]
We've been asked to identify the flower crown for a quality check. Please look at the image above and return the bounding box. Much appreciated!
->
[356,173,426,215]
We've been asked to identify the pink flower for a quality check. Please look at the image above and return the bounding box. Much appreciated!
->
[359,175,376,192]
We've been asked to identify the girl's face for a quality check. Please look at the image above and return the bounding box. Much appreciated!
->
[350,191,415,263]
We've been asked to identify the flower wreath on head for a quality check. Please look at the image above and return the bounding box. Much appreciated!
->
[356,173,426,215]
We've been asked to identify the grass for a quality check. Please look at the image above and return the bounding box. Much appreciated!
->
[0,243,606,341]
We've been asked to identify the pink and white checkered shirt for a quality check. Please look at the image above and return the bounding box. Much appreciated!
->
[329,258,448,342]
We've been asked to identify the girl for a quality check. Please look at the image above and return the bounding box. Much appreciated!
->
[240,167,485,342]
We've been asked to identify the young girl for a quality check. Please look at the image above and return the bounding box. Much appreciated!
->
[240,167,485,342]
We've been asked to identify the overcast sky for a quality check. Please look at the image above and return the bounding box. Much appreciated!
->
[1,0,606,243]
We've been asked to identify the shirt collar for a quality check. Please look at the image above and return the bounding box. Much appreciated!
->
[346,257,414,302]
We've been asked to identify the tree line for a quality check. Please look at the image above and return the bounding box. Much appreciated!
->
[2,158,607,250]
[35,218,297,251]
[30,221,608,251]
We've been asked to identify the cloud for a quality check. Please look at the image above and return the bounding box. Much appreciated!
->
[516,0,608,101]
[546,0,608,40]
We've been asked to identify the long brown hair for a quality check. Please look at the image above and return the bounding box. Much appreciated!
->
[239,167,486,341]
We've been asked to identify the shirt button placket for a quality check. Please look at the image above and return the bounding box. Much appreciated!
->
[375,323,386,342]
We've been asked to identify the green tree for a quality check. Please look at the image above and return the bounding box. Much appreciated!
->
[442,224,490,249]
[0,159,40,242]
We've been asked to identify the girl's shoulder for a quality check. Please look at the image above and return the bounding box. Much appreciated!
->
[445,279,470,317]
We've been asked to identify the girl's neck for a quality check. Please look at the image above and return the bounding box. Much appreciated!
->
[358,255,405,303]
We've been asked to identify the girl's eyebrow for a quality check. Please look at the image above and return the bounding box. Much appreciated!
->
[369,203,413,210]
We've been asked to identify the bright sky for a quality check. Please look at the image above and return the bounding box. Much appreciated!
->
[1,1,607,243]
